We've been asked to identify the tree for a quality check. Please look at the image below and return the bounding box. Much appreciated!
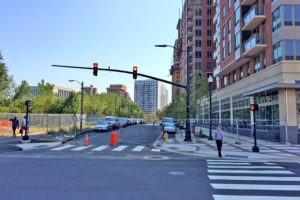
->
[62,92,79,114]
[38,79,54,96]
[14,80,32,100]
[0,52,13,103]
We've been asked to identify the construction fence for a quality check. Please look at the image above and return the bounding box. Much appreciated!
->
[0,113,105,137]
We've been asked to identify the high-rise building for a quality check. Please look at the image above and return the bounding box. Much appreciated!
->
[83,85,98,95]
[31,86,76,98]
[134,80,169,114]
[106,84,132,101]
[200,0,300,144]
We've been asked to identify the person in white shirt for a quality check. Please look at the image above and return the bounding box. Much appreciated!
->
[215,125,224,157]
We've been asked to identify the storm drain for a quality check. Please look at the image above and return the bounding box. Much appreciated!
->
[143,155,169,160]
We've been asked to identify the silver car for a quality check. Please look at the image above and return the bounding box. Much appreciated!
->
[94,121,113,132]
[163,123,177,134]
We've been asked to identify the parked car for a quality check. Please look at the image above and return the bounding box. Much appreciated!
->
[160,117,175,127]
[163,122,177,134]
[119,118,128,128]
[94,121,113,132]
[129,118,137,125]
[105,117,120,129]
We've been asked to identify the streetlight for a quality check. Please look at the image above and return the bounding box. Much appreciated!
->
[208,75,213,140]
[69,80,84,132]
[155,44,192,142]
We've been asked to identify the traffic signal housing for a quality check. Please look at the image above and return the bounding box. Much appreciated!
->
[133,66,137,79]
[250,104,258,112]
[93,63,98,76]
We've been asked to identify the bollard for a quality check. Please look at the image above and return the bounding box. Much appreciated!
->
[110,132,118,146]
[164,133,168,143]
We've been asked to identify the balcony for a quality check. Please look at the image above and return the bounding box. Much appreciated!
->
[188,20,193,28]
[188,9,193,19]
[188,0,194,8]
[213,32,218,42]
[188,39,193,47]
[188,30,193,38]
[241,0,256,6]
[242,4,265,31]
[242,33,266,57]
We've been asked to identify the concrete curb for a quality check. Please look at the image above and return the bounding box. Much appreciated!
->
[15,142,62,151]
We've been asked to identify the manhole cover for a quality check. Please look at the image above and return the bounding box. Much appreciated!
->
[169,171,186,176]
[143,155,169,160]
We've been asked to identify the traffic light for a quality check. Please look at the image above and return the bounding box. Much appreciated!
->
[93,63,98,76]
[133,66,137,79]
[250,104,258,112]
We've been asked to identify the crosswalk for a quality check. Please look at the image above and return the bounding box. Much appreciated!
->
[50,144,161,153]
[207,159,300,200]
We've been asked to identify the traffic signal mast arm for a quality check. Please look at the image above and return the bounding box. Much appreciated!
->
[52,64,186,89]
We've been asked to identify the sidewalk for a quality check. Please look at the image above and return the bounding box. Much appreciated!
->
[158,128,300,161]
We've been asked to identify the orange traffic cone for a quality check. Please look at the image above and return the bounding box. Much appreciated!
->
[84,133,89,146]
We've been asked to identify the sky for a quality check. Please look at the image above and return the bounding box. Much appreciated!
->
[0,0,183,103]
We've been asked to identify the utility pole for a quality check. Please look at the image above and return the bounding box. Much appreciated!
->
[80,81,84,132]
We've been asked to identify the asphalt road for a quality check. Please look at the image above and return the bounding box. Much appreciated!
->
[1,124,300,200]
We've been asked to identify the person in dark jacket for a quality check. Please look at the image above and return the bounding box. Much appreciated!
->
[12,116,19,137]
[215,125,224,157]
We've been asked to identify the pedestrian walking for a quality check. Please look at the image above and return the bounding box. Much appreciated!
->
[12,116,19,137]
[215,125,224,157]
[20,116,27,137]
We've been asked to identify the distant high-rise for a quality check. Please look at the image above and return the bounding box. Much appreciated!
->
[106,84,132,101]
[134,80,168,114]
[83,85,98,95]
[31,85,75,98]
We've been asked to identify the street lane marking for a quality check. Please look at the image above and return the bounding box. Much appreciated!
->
[208,170,294,174]
[132,146,145,152]
[208,175,300,181]
[213,195,300,200]
[92,145,109,151]
[112,145,128,151]
[207,160,254,162]
[71,145,93,151]
[151,149,161,152]
[207,165,284,169]
[51,144,74,151]
[207,162,252,165]
[211,183,300,191]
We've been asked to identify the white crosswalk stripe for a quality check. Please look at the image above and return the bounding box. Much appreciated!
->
[92,145,109,151]
[71,145,92,151]
[112,145,128,151]
[51,144,74,151]
[131,146,145,152]
[207,159,300,200]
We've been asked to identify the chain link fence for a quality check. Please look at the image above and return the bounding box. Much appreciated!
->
[0,113,105,137]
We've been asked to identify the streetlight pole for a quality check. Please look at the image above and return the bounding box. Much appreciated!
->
[155,44,192,142]
[69,80,84,132]
[208,75,213,140]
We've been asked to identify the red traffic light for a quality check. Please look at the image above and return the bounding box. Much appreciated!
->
[133,66,137,79]
[93,63,98,76]
[250,104,258,111]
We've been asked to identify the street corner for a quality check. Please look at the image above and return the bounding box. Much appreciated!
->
[15,142,62,151]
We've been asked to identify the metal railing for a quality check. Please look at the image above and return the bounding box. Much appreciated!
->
[242,4,265,27]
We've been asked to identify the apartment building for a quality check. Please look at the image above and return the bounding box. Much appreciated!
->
[83,85,98,95]
[31,86,75,98]
[106,84,132,101]
[134,80,169,114]
[199,0,300,144]
[170,0,215,100]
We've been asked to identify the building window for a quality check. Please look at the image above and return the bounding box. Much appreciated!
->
[223,46,226,60]
[207,62,212,70]
[196,19,202,26]
[222,5,225,18]
[247,62,250,76]
[295,6,300,26]
[207,29,212,36]
[207,40,212,47]
[296,41,300,60]
[263,52,266,69]
[196,9,202,16]
[235,7,240,25]
[233,71,236,83]
[228,18,231,33]
[196,40,202,47]
[228,74,231,85]
[228,0,231,10]
[235,32,240,50]
[284,6,292,26]
[273,41,282,64]
[285,40,294,60]
[195,62,202,70]
[196,51,202,58]
[272,7,281,31]
[207,0,212,5]
[223,76,227,88]
[254,56,260,73]
[207,19,212,26]
[240,67,244,80]
[196,29,201,36]
[228,40,231,56]
[207,51,212,58]
[222,26,226,39]
[207,9,212,16]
